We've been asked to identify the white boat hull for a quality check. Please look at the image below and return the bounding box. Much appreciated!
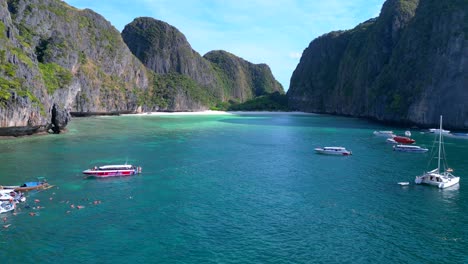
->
[415,172,460,189]
[314,148,351,156]
[0,201,15,214]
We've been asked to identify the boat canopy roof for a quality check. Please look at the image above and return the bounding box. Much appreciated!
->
[323,147,346,150]
[24,182,40,187]
[395,145,422,149]
[98,164,134,170]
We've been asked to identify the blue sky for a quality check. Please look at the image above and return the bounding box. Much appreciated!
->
[64,0,385,91]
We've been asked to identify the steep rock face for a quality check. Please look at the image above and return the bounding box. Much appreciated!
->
[1,0,285,136]
[122,17,223,100]
[0,0,51,135]
[122,17,283,105]
[1,0,150,135]
[288,0,468,129]
[204,50,283,102]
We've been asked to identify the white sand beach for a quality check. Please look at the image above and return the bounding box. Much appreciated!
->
[123,110,314,116]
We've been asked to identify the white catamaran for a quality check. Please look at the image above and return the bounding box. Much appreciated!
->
[415,115,460,188]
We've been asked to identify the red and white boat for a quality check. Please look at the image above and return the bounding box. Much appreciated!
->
[393,136,415,144]
[83,164,142,178]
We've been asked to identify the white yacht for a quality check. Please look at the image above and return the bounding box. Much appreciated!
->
[314,147,352,156]
[415,116,460,188]
[428,128,450,134]
[393,145,428,153]
[373,131,395,138]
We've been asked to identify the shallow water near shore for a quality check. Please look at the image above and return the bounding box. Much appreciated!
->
[0,113,467,263]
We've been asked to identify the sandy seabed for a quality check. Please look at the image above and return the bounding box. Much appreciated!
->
[122,110,314,116]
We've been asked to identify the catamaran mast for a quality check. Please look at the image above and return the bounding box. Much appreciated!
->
[437,115,442,173]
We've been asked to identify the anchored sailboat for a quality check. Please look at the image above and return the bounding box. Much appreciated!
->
[414,115,460,188]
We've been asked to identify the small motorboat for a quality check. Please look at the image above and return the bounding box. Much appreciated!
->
[0,190,26,203]
[1,177,51,192]
[83,164,142,178]
[428,128,450,134]
[393,144,428,153]
[393,136,415,144]
[314,147,352,156]
[397,182,410,186]
[0,200,15,214]
[446,132,468,139]
[373,131,395,138]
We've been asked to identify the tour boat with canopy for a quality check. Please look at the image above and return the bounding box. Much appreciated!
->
[83,164,142,178]
[415,116,460,188]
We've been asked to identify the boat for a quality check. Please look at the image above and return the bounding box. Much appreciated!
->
[0,200,15,214]
[446,132,468,139]
[393,136,415,144]
[373,131,395,138]
[397,182,410,186]
[314,147,352,156]
[0,177,51,192]
[83,164,142,177]
[428,128,450,134]
[0,189,26,203]
[415,116,460,188]
[393,145,428,153]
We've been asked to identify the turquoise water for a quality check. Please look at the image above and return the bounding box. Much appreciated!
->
[0,114,467,263]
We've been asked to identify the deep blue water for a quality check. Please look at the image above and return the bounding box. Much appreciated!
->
[0,113,467,263]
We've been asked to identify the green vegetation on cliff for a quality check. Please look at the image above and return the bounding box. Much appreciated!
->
[38,62,72,94]
[228,92,289,111]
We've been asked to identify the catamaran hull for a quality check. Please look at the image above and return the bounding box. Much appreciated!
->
[415,175,460,189]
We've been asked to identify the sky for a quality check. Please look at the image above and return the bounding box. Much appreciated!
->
[63,0,386,91]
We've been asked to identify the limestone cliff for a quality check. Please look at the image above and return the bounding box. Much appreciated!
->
[122,17,283,106]
[1,0,150,135]
[288,0,468,129]
[0,0,284,136]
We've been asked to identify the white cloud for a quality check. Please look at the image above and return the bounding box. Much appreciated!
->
[289,52,303,60]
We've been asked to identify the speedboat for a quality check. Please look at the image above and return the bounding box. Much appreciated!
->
[393,136,415,144]
[0,191,18,214]
[314,147,352,156]
[393,145,428,153]
[415,116,460,188]
[83,164,142,178]
[0,200,15,214]
[373,131,395,138]
[446,132,468,139]
[0,190,26,203]
[428,128,450,134]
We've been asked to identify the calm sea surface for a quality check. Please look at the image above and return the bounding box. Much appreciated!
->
[0,113,467,263]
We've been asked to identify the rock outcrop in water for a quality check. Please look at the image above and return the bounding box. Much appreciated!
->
[288,0,468,129]
[0,0,283,136]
